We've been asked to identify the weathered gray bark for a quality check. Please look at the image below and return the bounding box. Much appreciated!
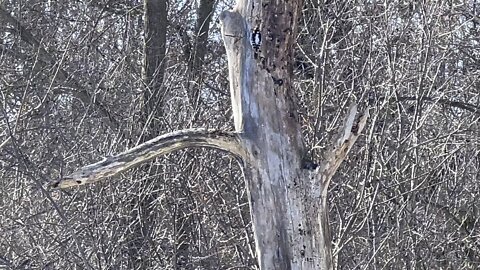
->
[219,1,368,269]
[49,129,243,189]
[50,0,368,269]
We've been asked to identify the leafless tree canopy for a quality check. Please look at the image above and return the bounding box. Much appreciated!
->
[0,0,478,269]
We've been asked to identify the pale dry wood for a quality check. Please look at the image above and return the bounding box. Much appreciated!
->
[46,1,369,269]
[219,9,250,132]
[302,104,369,270]
[49,129,244,189]
[315,104,370,198]
[0,137,11,151]
[219,1,371,269]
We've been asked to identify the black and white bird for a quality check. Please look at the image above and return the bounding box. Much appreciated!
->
[251,28,262,50]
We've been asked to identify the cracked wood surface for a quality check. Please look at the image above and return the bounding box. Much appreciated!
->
[317,104,370,197]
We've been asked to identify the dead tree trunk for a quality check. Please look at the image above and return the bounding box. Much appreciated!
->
[220,1,367,269]
[50,0,368,269]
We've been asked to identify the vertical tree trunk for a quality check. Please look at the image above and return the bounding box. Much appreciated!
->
[188,0,216,105]
[192,0,215,73]
[128,1,167,269]
[138,1,217,267]
[143,0,167,130]
[178,1,216,267]
[220,1,335,268]
[50,1,366,268]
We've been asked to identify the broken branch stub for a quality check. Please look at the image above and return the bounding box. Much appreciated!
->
[219,10,250,132]
[315,104,370,197]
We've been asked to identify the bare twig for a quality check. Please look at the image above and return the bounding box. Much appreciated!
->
[0,5,119,130]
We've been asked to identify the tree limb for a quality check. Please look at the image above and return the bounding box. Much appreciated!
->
[0,137,11,151]
[49,129,245,189]
[315,104,369,197]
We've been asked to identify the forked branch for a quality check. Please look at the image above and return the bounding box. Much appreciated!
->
[50,129,244,189]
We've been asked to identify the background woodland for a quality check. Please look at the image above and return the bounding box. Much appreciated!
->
[0,0,479,269]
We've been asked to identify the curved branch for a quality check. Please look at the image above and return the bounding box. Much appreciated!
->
[49,129,245,189]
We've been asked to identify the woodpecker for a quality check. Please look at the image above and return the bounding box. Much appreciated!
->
[251,28,261,50]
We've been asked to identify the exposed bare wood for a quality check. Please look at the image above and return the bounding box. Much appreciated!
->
[219,9,250,132]
[218,1,369,269]
[49,129,244,189]
[44,1,370,269]
[308,105,370,270]
[2,0,478,268]
[318,104,370,193]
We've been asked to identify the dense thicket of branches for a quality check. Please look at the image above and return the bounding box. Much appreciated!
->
[0,0,478,269]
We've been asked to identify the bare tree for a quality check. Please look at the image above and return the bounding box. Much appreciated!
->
[1,0,478,269]
[51,0,368,269]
